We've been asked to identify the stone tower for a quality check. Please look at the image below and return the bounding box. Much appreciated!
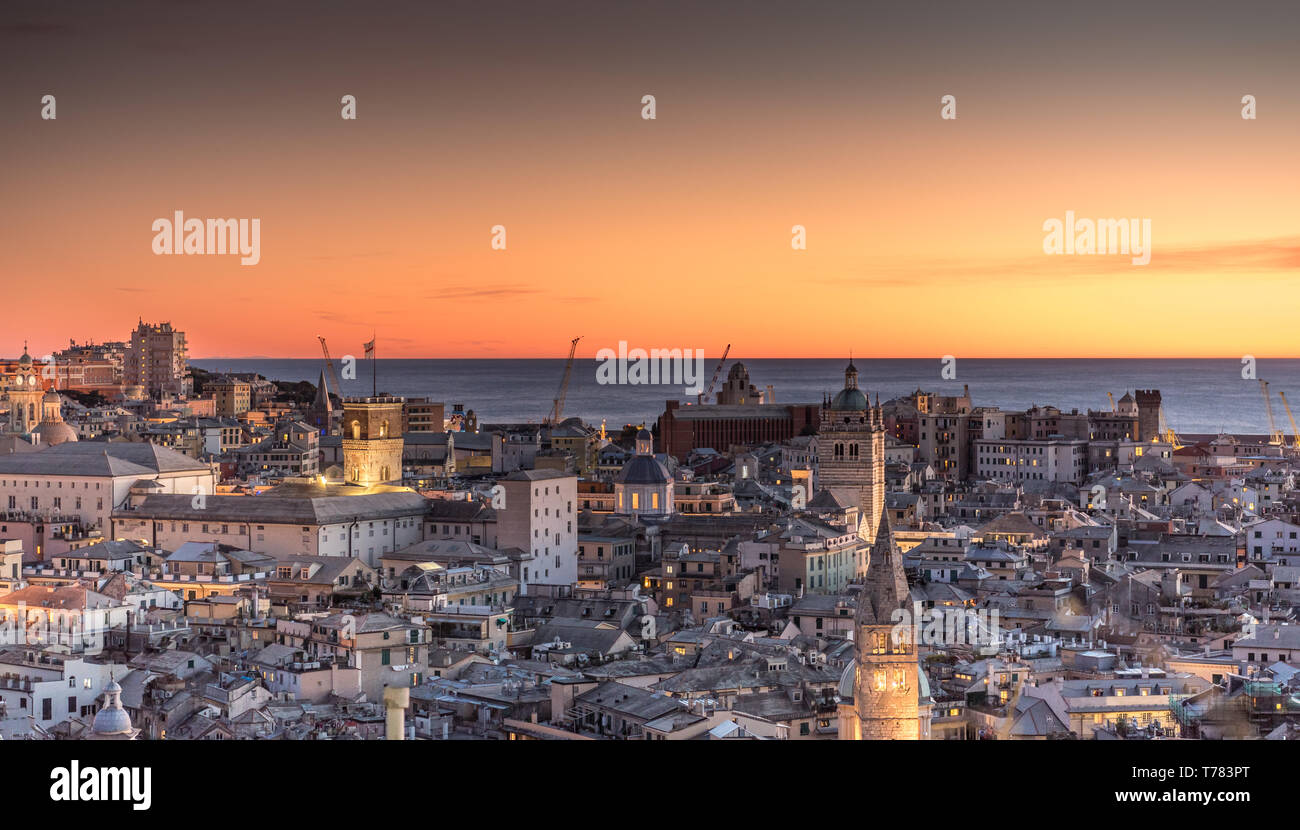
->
[848,506,921,740]
[817,360,886,545]
[342,396,405,486]
[6,347,43,434]
[1134,389,1162,442]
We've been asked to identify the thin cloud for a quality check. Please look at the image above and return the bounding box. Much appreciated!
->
[822,235,1300,286]
[426,285,541,301]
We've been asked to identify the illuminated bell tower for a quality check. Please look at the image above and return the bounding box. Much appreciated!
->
[846,507,922,740]
[342,396,405,486]
[7,346,43,434]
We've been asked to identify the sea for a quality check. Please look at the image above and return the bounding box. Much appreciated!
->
[190,358,1300,436]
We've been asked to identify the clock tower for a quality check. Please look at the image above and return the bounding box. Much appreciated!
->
[6,346,43,435]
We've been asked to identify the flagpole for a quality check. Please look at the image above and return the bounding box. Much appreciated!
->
[372,333,377,397]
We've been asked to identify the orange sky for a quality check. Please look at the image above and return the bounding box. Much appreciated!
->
[2,1,1297,360]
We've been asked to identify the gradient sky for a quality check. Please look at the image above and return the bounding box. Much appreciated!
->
[2,0,1297,360]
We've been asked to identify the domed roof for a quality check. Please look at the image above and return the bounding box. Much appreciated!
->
[18,351,32,367]
[727,362,748,379]
[35,420,78,445]
[618,454,672,485]
[635,427,653,442]
[43,387,61,402]
[829,357,869,411]
[91,680,134,736]
[830,387,870,411]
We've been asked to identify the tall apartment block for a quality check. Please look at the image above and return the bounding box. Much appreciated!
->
[126,320,192,398]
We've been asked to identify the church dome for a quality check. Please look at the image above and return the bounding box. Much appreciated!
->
[35,420,78,445]
[43,388,61,402]
[618,454,672,485]
[829,358,869,411]
[91,680,134,736]
[830,387,870,411]
[18,351,32,367]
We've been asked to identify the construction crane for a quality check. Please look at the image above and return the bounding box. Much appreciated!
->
[697,344,732,405]
[1279,391,1300,450]
[545,336,581,425]
[1107,392,1116,413]
[317,336,346,401]
[1157,405,1184,450]
[1260,380,1285,446]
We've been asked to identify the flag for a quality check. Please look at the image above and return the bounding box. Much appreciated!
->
[363,339,375,358]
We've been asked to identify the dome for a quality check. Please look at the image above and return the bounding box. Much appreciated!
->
[43,388,60,402]
[35,421,78,445]
[727,362,748,380]
[18,351,32,367]
[91,680,134,736]
[635,427,653,442]
[618,454,672,485]
[829,358,869,411]
[830,387,870,411]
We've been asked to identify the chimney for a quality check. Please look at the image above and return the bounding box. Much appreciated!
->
[383,686,409,740]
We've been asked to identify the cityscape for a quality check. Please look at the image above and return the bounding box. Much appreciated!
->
[1,320,1297,744]
[3,0,1297,812]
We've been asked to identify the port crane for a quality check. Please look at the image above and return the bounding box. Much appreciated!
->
[1278,390,1300,450]
[1260,380,1286,446]
[317,336,346,401]
[1157,404,1184,450]
[545,336,581,425]
[697,343,732,405]
[1107,392,1116,413]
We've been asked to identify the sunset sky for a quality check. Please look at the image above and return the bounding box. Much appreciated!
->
[2,0,1297,360]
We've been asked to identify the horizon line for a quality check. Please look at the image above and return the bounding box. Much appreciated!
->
[188,355,1299,362]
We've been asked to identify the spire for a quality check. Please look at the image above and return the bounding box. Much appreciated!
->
[313,369,333,412]
[857,505,907,625]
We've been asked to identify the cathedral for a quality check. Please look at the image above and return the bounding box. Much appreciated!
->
[817,359,885,546]
[817,358,930,739]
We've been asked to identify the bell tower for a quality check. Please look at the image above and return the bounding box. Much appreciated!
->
[844,507,922,740]
[342,396,405,486]
[817,359,886,546]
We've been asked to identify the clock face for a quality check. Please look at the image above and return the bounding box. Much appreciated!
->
[13,375,22,386]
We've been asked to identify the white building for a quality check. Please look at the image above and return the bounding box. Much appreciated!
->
[0,442,215,530]
[496,469,577,593]
[111,487,428,568]
[1243,518,1300,562]
[973,438,1088,485]
[0,653,129,738]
